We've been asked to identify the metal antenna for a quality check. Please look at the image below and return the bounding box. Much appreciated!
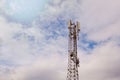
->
[67,20,80,80]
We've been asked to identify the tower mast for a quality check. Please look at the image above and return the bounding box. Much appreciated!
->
[67,20,80,80]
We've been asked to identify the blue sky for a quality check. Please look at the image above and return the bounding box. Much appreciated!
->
[0,0,120,80]
[4,0,48,23]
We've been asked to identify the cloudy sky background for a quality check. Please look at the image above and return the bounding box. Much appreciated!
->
[0,0,120,80]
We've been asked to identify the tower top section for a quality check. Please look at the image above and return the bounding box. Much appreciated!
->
[68,20,80,30]
[68,20,80,40]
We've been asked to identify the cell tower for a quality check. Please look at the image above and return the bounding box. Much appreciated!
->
[67,20,80,80]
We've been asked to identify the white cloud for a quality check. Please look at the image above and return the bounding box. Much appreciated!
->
[0,16,23,42]
[81,0,120,30]
[87,19,120,42]
[0,0,6,12]
[0,15,46,65]
[0,13,67,79]
[0,65,13,80]
[80,40,120,80]
[0,0,120,80]
[12,55,65,80]
[79,0,120,42]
